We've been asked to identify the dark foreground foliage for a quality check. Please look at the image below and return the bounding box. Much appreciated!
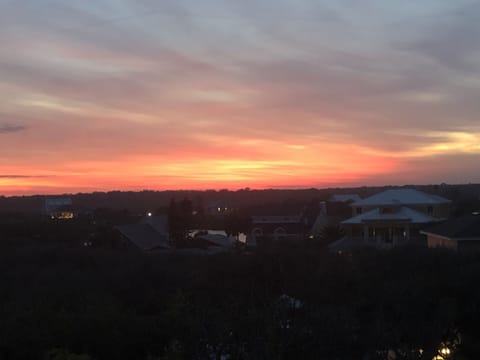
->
[0,241,479,359]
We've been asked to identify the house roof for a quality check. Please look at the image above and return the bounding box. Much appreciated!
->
[45,197,73,213]
[141,215,168,234]
[196,233,234,247]
[352,188,450,207]
[115,223,170,251]
[330,194,362,203]
[421,213,480,240]
[342,206,440,225]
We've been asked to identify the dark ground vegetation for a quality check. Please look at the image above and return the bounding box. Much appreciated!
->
[0,238,479,359]
[0,184,479,359]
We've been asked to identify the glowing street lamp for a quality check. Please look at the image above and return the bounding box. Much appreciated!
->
[439,347,451,356]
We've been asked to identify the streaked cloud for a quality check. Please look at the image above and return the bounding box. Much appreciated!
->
[0,0,479,194]
[0,124,26,134]
[0,175,33,178]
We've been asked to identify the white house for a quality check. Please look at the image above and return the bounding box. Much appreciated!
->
[340,188,450,249]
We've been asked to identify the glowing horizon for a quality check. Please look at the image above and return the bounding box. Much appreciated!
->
[1,1,480,196]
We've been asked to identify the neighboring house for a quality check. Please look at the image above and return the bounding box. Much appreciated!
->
[421,212,480,252]
[247,204,308,246]
[340,188,450,249]
[45,197,74,219]
[142,214,169,235]
[310,195,361,236]
[115,215,170,251]
[250,215,304,243]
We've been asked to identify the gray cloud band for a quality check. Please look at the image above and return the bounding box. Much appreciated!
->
[0,124,26,134]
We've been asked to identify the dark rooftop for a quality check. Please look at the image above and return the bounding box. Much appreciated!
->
[422,213,480,239]
[115,223,170,251]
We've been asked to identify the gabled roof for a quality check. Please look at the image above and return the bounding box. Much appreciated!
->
[352,188,450,207]
[421,213,480,240]
[196,234,234,248]
[342,206,440,225]
[115,223,170,251]
[141,215,168,234]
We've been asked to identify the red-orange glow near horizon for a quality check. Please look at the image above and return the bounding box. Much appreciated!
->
[1,139,398,196]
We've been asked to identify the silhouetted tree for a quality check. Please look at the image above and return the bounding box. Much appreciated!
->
[224,209,251,240]
[194,195,205,224]
[303,198,321,228]
[179,198,193,229]
[168,198,194,247]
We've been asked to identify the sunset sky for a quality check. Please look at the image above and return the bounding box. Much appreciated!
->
[1,0,480,195]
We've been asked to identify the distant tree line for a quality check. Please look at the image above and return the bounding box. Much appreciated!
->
[1,183,478,214]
